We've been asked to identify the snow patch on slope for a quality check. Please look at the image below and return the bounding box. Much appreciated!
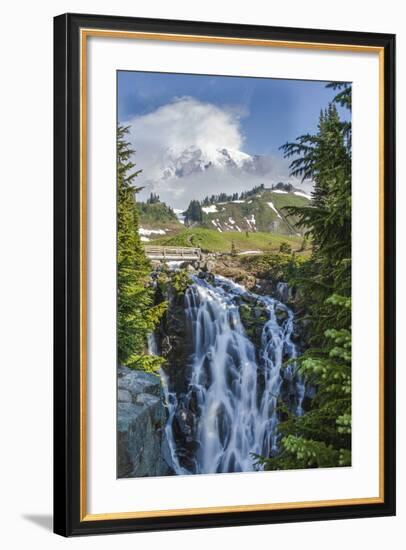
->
[294,191,311,199]
[173,208,186,224]
[245,214,257,231]
[139,227,166,236]
[211,219,223,232]
[267,202,282,219]
[202,204,218,214]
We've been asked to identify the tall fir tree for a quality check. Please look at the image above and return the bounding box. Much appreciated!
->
[117,125,166,372]
[185,199,203,224]
[257,84,352,470]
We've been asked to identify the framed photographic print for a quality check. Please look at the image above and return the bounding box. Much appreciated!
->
[53,13,396,536]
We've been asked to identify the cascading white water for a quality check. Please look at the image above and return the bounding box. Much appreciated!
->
[147,332,158,356]
[160,274,305,475]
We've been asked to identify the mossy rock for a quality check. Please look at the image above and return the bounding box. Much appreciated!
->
[275,306,289,322]
[239,302,268,350]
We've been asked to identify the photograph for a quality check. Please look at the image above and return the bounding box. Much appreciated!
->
[51,10,395,537]
[116,71,353,478]
[0,2,398,544]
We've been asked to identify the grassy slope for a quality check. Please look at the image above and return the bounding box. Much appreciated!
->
[153,227,302,254]
[200,191,309,235]
[266,191,309,210]
[136,202,182,230]
[266,191,309,228]
[202,200,280,232]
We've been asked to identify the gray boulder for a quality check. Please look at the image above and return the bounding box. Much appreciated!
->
[117,389,132,403]
[117,366,173,478]
[118,368,161,397]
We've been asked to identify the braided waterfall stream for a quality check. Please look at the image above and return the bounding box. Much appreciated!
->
[157,275,305,475]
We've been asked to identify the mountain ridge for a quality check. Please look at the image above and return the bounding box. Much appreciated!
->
[137,183,311,243]
[137,143,308,209]
[184,183,310,236]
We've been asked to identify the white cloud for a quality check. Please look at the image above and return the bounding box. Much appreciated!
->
[124,96,310,209]
[127,96,243,174]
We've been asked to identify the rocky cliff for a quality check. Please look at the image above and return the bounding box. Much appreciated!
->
[117,366,173,477]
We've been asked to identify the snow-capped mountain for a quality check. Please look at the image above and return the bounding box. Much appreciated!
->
[160,146,253,180]
[127,96,313,209]
[136,142,311,210]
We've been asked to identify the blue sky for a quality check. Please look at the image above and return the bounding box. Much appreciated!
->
[117,71,350,208]
[118,71,350,156]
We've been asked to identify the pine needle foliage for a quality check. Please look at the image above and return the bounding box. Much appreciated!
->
[258,83,353,470]
[117,125,167,373]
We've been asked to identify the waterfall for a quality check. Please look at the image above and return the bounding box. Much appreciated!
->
[147,332,158,356]
[160,274,305,475]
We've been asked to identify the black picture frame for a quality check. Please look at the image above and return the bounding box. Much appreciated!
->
[54,12,396,537]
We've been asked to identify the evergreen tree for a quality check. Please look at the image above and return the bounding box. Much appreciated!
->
[258,84,352,470]
[146,192,160,204]
[281,100,352,328]
[274,182,293,192]
[185,199,203,224]
[326,82,352,110]
[117,125,166,372]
